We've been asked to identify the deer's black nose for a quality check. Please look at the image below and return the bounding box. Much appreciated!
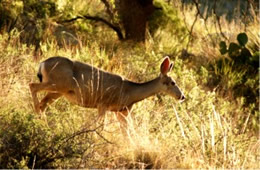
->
[180,95,185,101]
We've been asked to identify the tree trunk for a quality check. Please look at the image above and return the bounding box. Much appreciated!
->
[116,0,155,42]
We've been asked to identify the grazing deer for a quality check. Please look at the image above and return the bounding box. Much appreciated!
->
[29,56,185,126]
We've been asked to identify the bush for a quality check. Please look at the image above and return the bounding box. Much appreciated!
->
[0,106,106,168]
[209,32,259,132]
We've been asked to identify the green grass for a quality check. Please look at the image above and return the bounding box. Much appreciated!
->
[0,2,259,168]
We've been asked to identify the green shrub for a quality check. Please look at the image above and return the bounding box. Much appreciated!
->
[216,33,259,101]
[211,32,259,132]
[0,106,102,168]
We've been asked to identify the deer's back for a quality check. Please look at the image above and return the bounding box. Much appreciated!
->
[40,56,129,109]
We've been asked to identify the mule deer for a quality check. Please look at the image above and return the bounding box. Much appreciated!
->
[29,56,185,126]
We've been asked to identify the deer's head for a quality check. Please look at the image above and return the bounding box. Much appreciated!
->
[159,56,185,101]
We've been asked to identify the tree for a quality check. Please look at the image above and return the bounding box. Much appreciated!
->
[116,0,156,42]
[62,0,156,42]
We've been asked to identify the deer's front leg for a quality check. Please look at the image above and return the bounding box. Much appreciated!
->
[39,92,62,112]
[97,106,107,125]
[116,109,131,133]
[29,83,41,113]
[29,82,59,113]
[116,106,133,134]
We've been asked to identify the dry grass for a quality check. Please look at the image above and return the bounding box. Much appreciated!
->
[0,2,259,168]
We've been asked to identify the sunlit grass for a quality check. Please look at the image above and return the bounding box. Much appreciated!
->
[0,3,259,168]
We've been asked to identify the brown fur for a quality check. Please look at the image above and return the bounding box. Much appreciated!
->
[29,56,185,127]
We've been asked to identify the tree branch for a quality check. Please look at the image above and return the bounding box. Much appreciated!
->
[191,0,221,46]
[59,15,124,40]
[213,0,228,41]
[182,0,200,51]
[100,0,114,19]
[192,0,204,19]
[186,11,199,51]
[82,15,123,40]
[62,125,113,144]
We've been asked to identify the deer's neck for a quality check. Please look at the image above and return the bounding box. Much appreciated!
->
[125,77,161,105]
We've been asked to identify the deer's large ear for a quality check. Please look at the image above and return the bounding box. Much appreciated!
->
[160,56,171,75]
[168,63,173,72]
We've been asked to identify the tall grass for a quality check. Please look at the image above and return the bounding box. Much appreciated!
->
[0,2,259,168]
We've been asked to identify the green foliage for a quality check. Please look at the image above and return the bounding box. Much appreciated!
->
[0,107,98,168]
[237,32,248,46]
[23,0,57,19]
[0,2,20,32]
[217,32,259,99]
[219,33,254,63]
[149,0,187,38]
[213,32,259,131]
[219,41,227,55]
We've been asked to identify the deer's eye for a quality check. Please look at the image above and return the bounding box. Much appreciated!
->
[171,81,176,86]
